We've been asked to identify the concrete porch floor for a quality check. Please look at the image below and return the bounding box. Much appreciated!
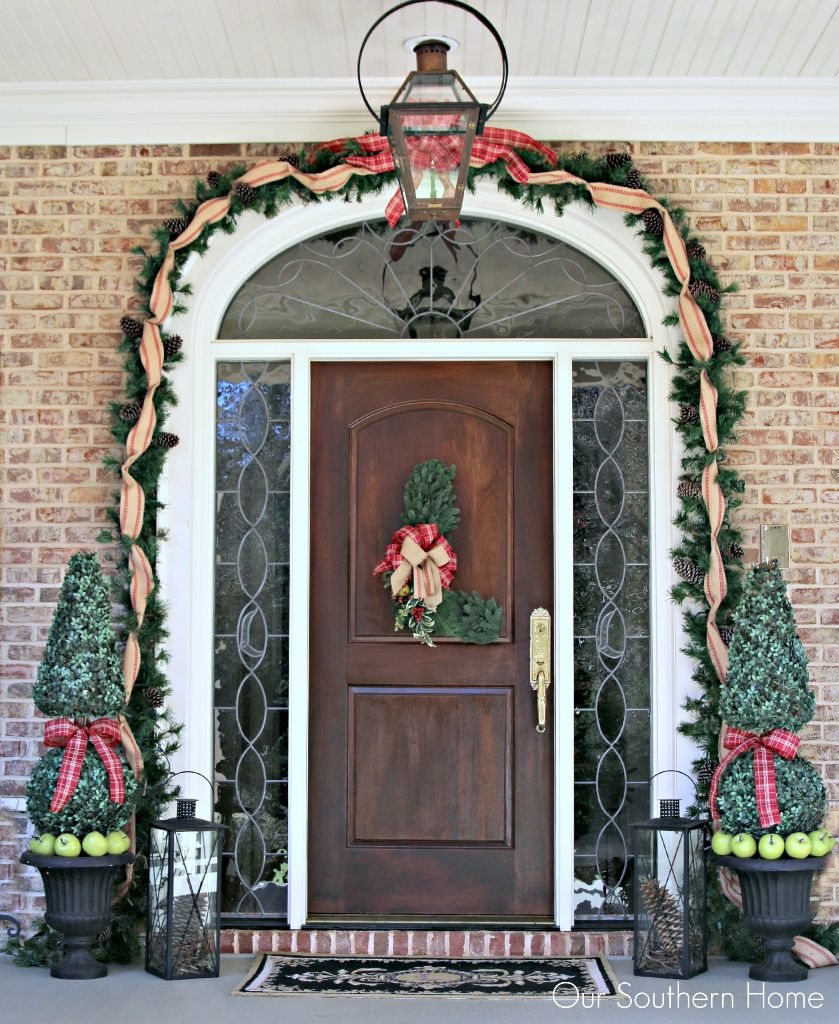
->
[1,954,835,1023]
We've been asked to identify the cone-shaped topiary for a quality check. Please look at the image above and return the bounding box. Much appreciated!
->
[26,551,136,839]
[719,561,815,734]
[26,746,137,837]
[33,551,125,719]
[716,560,825,836]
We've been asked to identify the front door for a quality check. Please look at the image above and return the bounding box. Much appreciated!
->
[309,361,553,919]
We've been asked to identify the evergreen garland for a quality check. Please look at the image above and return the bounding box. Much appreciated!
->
[8,140,788,963]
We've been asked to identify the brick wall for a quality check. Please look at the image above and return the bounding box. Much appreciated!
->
[1,141,838,930]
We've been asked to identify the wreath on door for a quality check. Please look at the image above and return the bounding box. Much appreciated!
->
[373,459,503,646]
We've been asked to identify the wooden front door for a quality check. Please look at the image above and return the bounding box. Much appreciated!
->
[309,361,553,920]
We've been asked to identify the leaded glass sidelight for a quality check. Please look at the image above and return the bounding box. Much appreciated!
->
[572,360,651,925]
[214,361,290,924]
[218,218,645,340]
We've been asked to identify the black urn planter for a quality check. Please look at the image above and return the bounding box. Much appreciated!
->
[716,854,826,982]
[20,851,134,980]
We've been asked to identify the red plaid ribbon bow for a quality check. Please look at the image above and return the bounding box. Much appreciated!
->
[709,726,800,829]
[44,717,125,813]
[373,524,457,609]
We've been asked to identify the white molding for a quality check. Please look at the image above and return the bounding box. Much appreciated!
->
[2,76,839,144]
[159,181,692,930]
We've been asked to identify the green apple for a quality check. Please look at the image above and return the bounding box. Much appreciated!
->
[758,833,785,860]
[731,833,758,858]
[808,830,835,858]
[55,834,82,858]
[28,833,56,856]
[106,830,130,855]
[710,831,734,856]
[82,831,108,857]
[785,832,813,859]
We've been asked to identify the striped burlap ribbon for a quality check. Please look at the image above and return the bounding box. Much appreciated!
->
[125,135,834,966]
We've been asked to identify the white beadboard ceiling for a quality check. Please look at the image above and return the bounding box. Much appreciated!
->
[1,0,839,143]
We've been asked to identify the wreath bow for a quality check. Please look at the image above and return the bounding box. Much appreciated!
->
[374,524,456,609]
[43,716,125,813]
[709,726,800,830]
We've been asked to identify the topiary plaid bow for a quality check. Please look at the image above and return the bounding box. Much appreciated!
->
[43,717,125,813]
[709,726,800,829]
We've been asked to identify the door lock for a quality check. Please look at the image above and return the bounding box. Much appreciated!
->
[529,607,551,733]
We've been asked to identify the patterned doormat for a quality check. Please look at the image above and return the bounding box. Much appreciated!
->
[236,953,619,998]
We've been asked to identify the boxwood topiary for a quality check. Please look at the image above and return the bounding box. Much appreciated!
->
[32,551,125,719]
[26,746,137,837]
[716,754,826,837]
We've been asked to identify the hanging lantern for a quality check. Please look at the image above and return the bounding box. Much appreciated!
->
[357,0,508,222]
[146,797,224,980]
[631,792,709,980]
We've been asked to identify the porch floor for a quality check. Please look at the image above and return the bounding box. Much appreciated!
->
[1,953,834,1022]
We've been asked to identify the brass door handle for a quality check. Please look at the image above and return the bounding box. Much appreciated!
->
[529,608,551,734]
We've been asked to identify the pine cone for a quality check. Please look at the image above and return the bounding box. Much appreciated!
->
[718,624,735,646]
[677,478,702,500]
[697,757,719,788]
[206,170,222,188]
[687,240,706,261]
[679,404,699,426]
[625,168,643,190]
[163,334,183,360]
[641,208,664,235]
[145,686,165,709]
[233,181,258,205]
[689,279,721,305]
[153,432,180,449]
[163,216,189,238]
[120,315,144,339]
[281,152,300,168]
[673,555,703,586]
[605,151,631,170]
[639,876,683,958]
[120,401,142,423]
[713,335,732,354]
[726,541,744,560]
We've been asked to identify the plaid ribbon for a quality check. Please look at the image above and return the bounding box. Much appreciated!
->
[709,726,800,829]
[373,524,457,606]
[43,717,125,813]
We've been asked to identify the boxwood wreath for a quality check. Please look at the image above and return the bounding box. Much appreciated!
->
[373,459,503,646]
[9,130,838,966]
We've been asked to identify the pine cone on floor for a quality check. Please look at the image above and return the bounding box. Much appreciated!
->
[673,556,704,586]
[153,432,180,449]
[677,478,702,500]
[641,208,664,235]
[679,404,699,425]
[233,181,258,205]
[163,334,183,360]
[120,402,142,423]
[689,279,721,305]
[163,216,189,238]
[120,315,144,339]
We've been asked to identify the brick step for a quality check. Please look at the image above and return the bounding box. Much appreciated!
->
[222,928,633,958]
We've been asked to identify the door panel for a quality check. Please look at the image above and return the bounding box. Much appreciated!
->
[309,361,553,919]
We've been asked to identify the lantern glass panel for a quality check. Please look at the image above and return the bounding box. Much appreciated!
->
[632,820,707,980]
[146,822,222,980]
[393,71,472,105]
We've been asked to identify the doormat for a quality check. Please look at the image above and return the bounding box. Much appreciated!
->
[235,953,619,998]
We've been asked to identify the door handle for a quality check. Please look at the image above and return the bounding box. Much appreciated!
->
[529,607,551,733]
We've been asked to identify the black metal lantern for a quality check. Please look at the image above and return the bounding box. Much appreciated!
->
[357,0,508,222]
[631,794,709,980]
[146,797,224,980]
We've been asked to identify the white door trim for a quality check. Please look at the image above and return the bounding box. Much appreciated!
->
[158,181,689,931]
